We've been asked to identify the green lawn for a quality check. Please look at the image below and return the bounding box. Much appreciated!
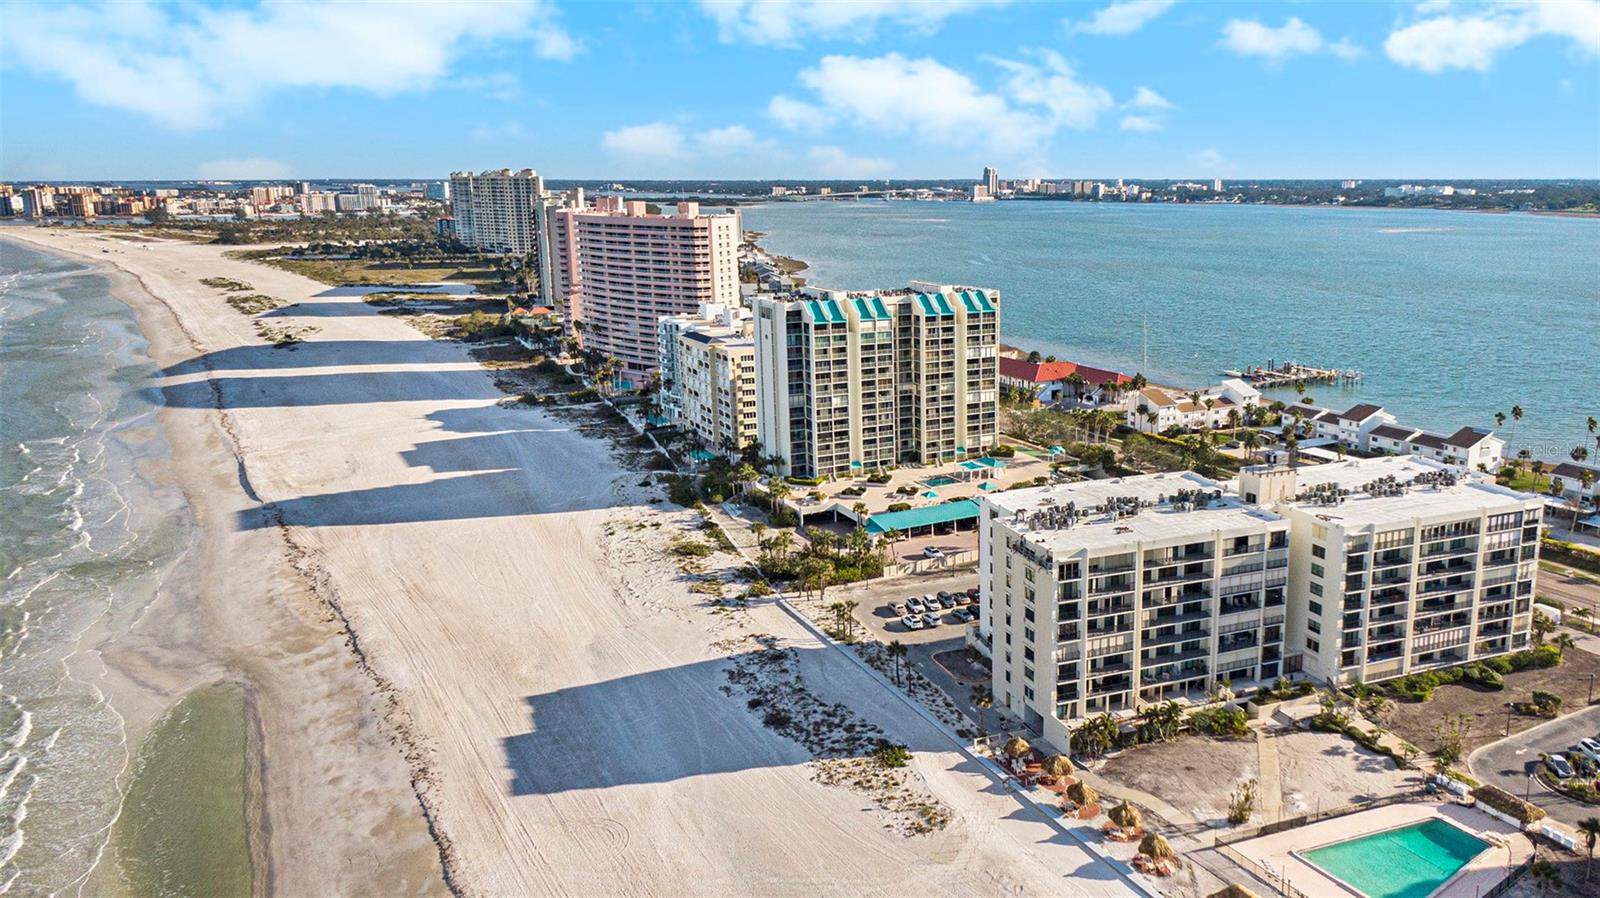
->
[246,255,511,290]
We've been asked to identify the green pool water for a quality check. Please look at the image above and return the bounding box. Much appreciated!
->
[923,475,959,487]
[1302,819,1491,898]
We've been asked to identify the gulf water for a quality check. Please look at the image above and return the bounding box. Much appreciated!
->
[0,240,194,893]
[743,201,1600,460]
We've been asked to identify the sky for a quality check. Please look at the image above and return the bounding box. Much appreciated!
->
[2,0,1598,181]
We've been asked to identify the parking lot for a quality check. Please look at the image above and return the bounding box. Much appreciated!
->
[1469,703,1600,827]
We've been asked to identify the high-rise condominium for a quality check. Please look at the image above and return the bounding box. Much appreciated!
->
[448,168,545,255]
[752,282,999,479]
[979,456,1542,754]
[572,200,740,380]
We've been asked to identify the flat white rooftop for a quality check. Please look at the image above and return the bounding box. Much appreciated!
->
[987,471,1284,555]
[1265,456,1537,528]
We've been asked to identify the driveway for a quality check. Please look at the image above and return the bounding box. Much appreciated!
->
[1468,703,1600,827]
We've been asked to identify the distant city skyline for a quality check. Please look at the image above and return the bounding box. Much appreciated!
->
[3,0,1598,181]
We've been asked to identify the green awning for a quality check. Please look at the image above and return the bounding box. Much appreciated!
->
[865,499,981,535]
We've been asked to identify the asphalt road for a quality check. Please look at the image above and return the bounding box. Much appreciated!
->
[1538,565,1600,619]
[1469,703,1600,827]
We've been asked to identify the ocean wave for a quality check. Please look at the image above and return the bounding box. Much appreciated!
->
[1377,226,1450,234]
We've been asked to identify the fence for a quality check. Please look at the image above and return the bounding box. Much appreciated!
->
[1481,856,1534,898]
[1213,842,1313,898]
[1213,788,1426,848]
[884,548,979,577]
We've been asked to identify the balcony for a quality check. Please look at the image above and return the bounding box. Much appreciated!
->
[1089,577,1137,597]
[1087,597,1136,617]
[1143,626,1210,648]
[1143,565,1212,587]
[1087,619,1133,638]
[1145,606,1211,628]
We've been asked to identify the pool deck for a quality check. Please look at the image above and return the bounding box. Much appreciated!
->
[1228,801,1531,898]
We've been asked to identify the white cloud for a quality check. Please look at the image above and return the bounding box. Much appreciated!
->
[602,122,688,159]
[1220,16,1362,65]
[698,0,1008,46]
[767,94,832,131]
[775,50,1121,161]
[1119,115,1162,132]
[0,0,578,130]
[808,146,893,178]
[602,122,776,160]
[1128,86,1174,110]
[990,50,1116,131]
[1068,0,1177,36]
[1190,147,1233,172]
[1385,0,1600,73]
[197,157,292,180]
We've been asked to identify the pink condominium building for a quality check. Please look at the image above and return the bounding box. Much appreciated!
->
[573,199,740,380]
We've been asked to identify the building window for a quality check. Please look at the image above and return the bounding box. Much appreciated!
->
[1311,562,1325,578]
[1308,620,1321,634]
[1306,637,1320,652]
[1309,600,1323,616]
[1309,582,1323,597]
[1312,544,1326,559]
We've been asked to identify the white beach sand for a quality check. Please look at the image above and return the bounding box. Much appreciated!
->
[3,229,1138,897]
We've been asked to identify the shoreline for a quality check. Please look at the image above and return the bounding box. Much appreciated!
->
[0,228,1154,896]
[0,230,447,896]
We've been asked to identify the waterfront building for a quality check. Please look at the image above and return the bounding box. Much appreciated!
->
[448,168,545,255]
[997,356,1132,406]
[983,166,999,197]
[1285,402,1504,471]
[979,472,1290,747]
[1125,379,1261,432]
[657,304,757,453]
[1243,456,1541,685]
[752,282,1000,479]
[425,180,450,202]
[534,188,585,328]
[572,201,740,379]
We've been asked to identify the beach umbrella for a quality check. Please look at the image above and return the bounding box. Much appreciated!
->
[979,482,998,492]
[922,490,939,499]
[1049,445,1065,455]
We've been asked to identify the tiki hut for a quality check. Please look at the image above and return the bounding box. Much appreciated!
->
[1066,780,1098,807]
[1041,754,1075,777]
[1206,887,1261,898]
[1108,800,1143,832]
[1002,735,1031,759]
[1139,832,1174,861]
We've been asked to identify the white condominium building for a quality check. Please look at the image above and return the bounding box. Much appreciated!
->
[1243,456,1540,685]
[751,282,1000,480]
[980,472,1290,749]
[658,304,757,453]
[573,200,740,380]
[448,168,545,255]
[535,188,584,326]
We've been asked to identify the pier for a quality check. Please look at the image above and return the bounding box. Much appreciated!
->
[1223,360,1363,387]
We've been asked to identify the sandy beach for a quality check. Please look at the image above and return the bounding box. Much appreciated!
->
[2,228,1140,896]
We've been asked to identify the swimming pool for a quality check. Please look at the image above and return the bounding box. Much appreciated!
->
[1302,819,1491,898]
[923,476,959,487]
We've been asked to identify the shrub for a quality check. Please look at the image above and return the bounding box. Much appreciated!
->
[669,539,713,558]
[866,471,892,484]
[887,502,912,513]
[453,310,510,341]
[873,742,912,769]
[1227,779,1258,826]
[989,444,1017,458]
[1190,706,1249,737]
[1472,784,1545,825]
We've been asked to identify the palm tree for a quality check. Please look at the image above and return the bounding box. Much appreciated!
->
[1576,816,1600,883]
[880,528,903,566]
[1509,405,1524,458]
[1590,415,1599,453]
[1530,859,1561,896]
[1241,429,1261,461]
[1531,459,1547,493]
[886,640,908,687]
[1555,632,1578,656]
[971,685,994,735]
[1226,408,1241,432]
[767,480,791,517]
[1495,411,1506,430]
[1575,446,1591,464]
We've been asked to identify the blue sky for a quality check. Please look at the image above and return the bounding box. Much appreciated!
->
[2,0,1597,181]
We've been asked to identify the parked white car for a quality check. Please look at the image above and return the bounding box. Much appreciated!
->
[905,597,925,614]
[1577,738,1600,763]
[901,613,925,630]
[923,546,945,559]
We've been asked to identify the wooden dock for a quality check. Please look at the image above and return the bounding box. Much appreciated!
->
[1223,361,1362,387]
